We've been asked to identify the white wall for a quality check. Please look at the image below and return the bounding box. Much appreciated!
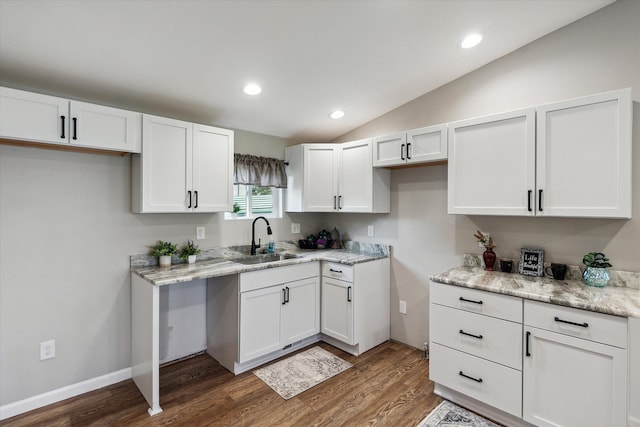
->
[333,0,640,350]
[0,129,325,406]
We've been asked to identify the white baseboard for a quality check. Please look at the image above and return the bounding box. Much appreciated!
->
[0,367,132,421]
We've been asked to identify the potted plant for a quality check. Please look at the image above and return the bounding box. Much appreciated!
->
[230,202,241,218]
[582,252,612,287]
[149,240,178,267]
[179,240,201,264]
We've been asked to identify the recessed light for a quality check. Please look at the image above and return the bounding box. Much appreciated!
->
[243,83,262,95]
[329,110,345,119]
[459,33,483,49]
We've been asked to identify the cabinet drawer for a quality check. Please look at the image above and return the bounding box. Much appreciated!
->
[430,304,522,370]
[524,300,627,349]
[430,282,522,322]
[430,343,522,417]
[240,262,319,292]
[322,262,353,282]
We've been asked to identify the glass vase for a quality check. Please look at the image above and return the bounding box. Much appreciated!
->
[583,267,610,287]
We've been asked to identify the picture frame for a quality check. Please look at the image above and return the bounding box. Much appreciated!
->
[519,248,544,277]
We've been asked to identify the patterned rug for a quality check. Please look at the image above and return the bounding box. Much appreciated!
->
[418,401,500,427]
[253,346,352,399]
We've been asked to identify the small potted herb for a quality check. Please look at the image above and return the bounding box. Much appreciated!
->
[149,240,178,267]
[582,252,612,287]
[179,240,201,264]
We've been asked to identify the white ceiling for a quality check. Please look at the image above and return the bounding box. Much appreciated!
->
[0,0,614,142]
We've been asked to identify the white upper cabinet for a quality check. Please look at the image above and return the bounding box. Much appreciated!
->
[286,140,390,213]
[536,89,632,218]
[132,114,233,213]
[373,124,447,167]
[448,108,536,216]
[0,86,141,153]
[448,88,632,218]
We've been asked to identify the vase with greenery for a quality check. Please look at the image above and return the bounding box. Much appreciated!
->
[474,230,496,271]
[149,240,178,267]
[582,252,612,287]
[179,240,201,264]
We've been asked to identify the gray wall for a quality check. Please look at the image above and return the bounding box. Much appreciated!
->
[0,129,325,405]
[331,0,640,350]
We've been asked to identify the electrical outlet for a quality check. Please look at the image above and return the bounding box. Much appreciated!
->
[291,223,300,234]
[40,340,55,360]
[367,225,374,237]
[399,300,407,314]
[196,226,205,240]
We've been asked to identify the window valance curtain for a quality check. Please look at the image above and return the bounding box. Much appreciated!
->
[234,154,287,188]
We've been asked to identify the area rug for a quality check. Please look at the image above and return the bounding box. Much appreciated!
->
[417,400,500,427]
[253,346,352,399]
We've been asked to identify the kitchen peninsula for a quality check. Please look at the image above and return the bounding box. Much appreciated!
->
[130,242,390,416]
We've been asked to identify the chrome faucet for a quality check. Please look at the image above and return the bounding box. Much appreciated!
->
[251,216,272,255]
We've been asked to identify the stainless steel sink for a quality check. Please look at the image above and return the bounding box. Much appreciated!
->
[234,253,299,265]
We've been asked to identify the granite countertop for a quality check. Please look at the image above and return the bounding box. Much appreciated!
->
[430,265,640,319]
[131,241,389,287]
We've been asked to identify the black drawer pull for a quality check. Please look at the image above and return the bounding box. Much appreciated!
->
[329,268,343,274]
[554,316,588,328]
[406,142,411,159]
[60,116,66,139]
[187,190,192,208]
[525,331,531,357]
[282,288,287,305]
[538,189,543,211]
[72,117,77,140]
[527,190,532,212]
[400,143,405,160]
[459,296,483,305]
[194,190,198,208]
[347,286,352,302]
[459,329,483,339]
[459,371,483,383]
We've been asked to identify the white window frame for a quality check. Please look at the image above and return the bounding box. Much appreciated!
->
[225,185,283,220]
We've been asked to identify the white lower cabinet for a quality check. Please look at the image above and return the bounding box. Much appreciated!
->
[430,282,631,427]
[523,300,628,427]
[320,258,390,355]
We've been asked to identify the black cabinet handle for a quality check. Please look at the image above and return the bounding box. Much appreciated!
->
[459,296,483,305]
[285,286,290,303]
[400,143,405,160]
[347,286,352,302]
[338,195,342,210]
[194,190,198,208]
[60,116,66,139]
[554,316,588,328]
[526,331,531,357]
[334,195,337,210]
[459,371,483,383]
[527,190,532,212]
[72,117,77,140]
[538,189,543,211]
[459,329,483,340]
[329,268,343,274]
[187,190,192,208]
[406,142,411,160]
[282,288,287,305]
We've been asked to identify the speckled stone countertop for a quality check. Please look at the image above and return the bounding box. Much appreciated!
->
[430,255,640,318]
[131,241,389,287]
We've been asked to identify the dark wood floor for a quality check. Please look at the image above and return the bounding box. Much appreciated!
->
[2,341,441,426]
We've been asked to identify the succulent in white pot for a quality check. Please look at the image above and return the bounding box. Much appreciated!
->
[179,240,201,264]
[149,240,178,267]
[582,252,612,287]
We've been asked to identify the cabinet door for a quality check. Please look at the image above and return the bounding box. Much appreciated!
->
[192,124,234,212]
[321,277,354,345]
[406,124,447,164]
[0,86,69,145]
[536,89,632,218]
[303,144,339,211]
[69,101,141,153]
[523,326,628,427]
[339,139,373,212]
[281,277,320,345]
[448,108,536,216]
[372,132,406,167]
[140,115,192,212]
[239,285,283,363]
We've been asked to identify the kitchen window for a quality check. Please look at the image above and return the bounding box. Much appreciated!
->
[225,185,282,219]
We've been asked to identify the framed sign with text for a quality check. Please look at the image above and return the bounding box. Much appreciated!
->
[519,248,544,277]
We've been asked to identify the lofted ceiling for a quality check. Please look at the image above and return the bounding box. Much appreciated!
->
[0,0,614,142]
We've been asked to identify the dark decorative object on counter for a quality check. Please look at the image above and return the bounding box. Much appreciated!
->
[519,248,544,277]
[500,259,513,273]
[582,252,612,287]
[330,227,341,249]
[482,243,497,271]
[545,263,567,280]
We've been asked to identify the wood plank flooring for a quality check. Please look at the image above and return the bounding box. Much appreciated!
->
[2,341,442,426]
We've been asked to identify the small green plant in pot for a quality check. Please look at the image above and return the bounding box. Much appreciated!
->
[179,240,201,264]
[582,252,612,287]
[149,240,178,267]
